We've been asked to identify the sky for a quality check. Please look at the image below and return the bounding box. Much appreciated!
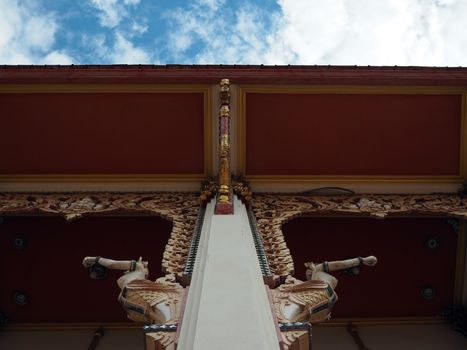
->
[0,0,466,66]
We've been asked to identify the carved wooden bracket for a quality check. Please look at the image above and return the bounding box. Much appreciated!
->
[146,331,176,350]
[279,322,311,350]
[0,192,200,275]
[282,330,310,350]
[251,193,467,277]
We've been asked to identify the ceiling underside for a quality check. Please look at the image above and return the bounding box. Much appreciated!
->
[0,214,459,323]
[0,216,172,323]
[283,217,458,318]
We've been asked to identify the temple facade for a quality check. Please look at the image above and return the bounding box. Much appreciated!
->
[1,65,467,349]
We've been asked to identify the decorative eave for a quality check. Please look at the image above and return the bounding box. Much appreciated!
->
[0,192,201,277]
[251,193,467,277]
[2,65,467,85]
[2,191,466,279]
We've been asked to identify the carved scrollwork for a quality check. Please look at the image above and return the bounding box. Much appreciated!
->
[200,178,218,204]
[252,194,467,277]
[272,276,336,324]
[0,192,200,275]
[232,177,252,204]
[120,274,184,324]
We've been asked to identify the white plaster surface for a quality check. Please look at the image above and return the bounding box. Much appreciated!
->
[178,197,280,350]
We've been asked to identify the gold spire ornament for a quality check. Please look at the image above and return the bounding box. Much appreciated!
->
[215,78,234,214]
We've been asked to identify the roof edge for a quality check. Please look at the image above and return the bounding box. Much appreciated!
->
[1,64,467,86]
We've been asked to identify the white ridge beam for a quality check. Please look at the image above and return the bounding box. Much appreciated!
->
[178,196,280,350]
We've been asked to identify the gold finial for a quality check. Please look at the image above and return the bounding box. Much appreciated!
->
[215,78,233,214]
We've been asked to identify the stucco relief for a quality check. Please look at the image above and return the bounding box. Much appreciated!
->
[0,192,200,275]
[251,193,467,277]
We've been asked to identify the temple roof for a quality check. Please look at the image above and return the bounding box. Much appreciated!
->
[1,64,467,85]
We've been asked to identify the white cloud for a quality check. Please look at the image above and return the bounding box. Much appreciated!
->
[198,0,224,12]
[166,0,467,66]
[111,32,150,63]
[85,0,148,62]
[166,1,273,63]
[23,16,57,51]
[130,21,148,36]
[1,0,466,66]
[43,51,74,65]
[89,0,141,28]
[268,0,439,65]
[84,32,151,63]
[0,0,74,64]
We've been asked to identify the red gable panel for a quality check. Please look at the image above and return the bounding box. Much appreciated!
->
[0,92,205,174]
[246,93,461,176]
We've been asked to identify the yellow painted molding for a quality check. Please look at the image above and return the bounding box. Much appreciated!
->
[0,317,446,331]
[0,174,205,183]
[238,85,467,94]
[204,86,214,176]
[237,87,246,175]
[454,220,467,304]
[0,84,212,93]
[461,91,467,180]
[321,316,445,327]
[246,175,463,184]
[0,322,141,331]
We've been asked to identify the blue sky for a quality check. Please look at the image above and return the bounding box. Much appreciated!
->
[1,0,466,66]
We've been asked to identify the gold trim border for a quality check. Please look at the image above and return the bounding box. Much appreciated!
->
[461,91,467,180]
[0,317,445,332]
[237,85,467,184]
[322,317,445,327]
[245,175,462,184]
[0,84,210,93]
[0,323,141,331]
[0,174,205,183]
[454,220,467,304]
[0,84,214,180]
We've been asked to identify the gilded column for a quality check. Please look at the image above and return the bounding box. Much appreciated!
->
[215,78,233,214]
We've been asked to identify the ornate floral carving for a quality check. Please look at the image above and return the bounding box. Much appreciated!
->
[200,178,218,204]
[272,276,336,324]
[0,192,200,275]
[125,274,184,324]
[252,194,467,277]
[232,177,252,203]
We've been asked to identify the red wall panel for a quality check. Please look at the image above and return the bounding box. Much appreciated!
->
[283,217,457,318]
[0,93,205,174]
[0,216,172,323]
[246,93,462,175]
